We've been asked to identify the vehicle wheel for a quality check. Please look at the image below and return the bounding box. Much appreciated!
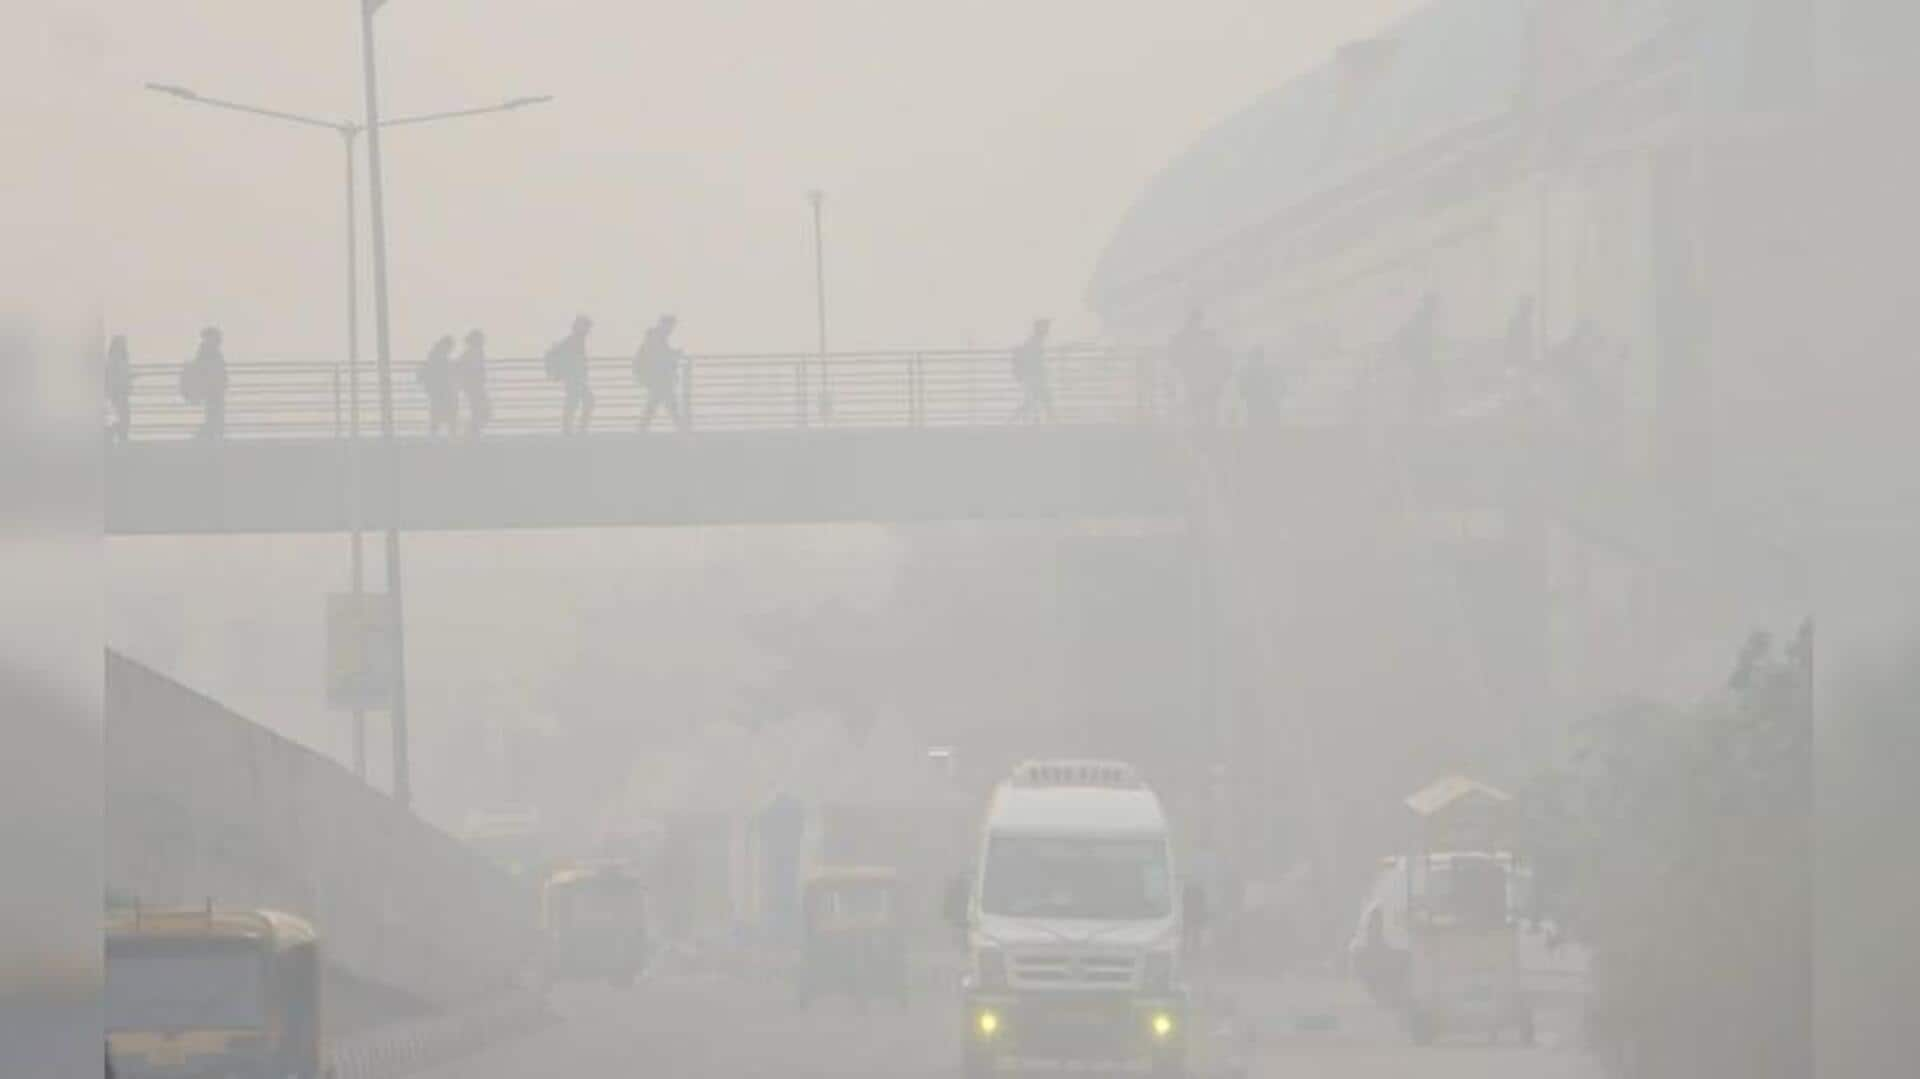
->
[1517,1007,1537,1047]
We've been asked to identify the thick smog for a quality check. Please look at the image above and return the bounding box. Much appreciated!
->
[5,2,1917,1078]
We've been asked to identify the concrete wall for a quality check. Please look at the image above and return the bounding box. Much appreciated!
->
[105,651,540,1007]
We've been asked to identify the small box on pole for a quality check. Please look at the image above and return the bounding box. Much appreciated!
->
[327,592,395,711]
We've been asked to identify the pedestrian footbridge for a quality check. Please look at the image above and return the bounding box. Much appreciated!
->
[104,345,1567,535]
[107,347,1211,534]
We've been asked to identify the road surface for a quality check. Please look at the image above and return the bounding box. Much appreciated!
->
[418,969,1598,1079]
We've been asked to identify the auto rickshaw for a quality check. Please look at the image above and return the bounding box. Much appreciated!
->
[105,905,326,1079]
[542,860,650,987]
[1397,775,1534,1046]
[797,866,907,1007]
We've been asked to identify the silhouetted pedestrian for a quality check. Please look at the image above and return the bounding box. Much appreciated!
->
[418,334,459,436]
[1502,296,1537,372]
[1170,310,1228,428]
[1392,293,1439,417]
[544,315,595,435]
[1238,346,1281,429]
[105,334,132,442]
[1551,320,1622,437]
[457,329,491,437]
[633,315,686,432]
[1009,318,1053,423]
[182,326,227,439]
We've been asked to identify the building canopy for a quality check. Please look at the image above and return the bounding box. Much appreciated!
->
[1087,0,1538,318]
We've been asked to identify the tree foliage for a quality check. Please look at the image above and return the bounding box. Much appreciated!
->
[1532,623,1810,1078]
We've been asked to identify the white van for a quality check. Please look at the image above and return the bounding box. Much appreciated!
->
[947,760,1193,1078]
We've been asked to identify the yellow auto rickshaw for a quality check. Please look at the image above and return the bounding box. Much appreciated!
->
[105,906,326,1079]
[797,866,907,1007]
[543,860,651,987]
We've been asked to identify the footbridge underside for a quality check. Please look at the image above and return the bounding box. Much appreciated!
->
[106,427,1194,534]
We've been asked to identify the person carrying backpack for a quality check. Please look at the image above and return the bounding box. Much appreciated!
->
[182,326,228,439]
[457,329,491,437]
[633,315,686,432]
[417,334,459,437]
[544,314,595,434]
[1009,318,1053,424]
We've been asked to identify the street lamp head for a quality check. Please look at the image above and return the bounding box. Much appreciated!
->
[503,95,553,111]
[145,82,199,100]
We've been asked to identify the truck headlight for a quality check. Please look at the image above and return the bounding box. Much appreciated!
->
[1151,1011,1176,1041]
[976,1008,1002,1038]
[977,945,1008,989]
[1143,950,1174,992]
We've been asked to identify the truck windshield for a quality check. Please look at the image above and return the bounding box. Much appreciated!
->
[980,835,1171,920]
[105,940,267,1032]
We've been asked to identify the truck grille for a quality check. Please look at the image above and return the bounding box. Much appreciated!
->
[1009,950,1140,990]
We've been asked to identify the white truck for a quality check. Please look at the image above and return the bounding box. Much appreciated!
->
[946,760,1195,1078]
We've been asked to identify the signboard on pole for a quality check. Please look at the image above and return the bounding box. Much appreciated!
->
[327,592,395,711]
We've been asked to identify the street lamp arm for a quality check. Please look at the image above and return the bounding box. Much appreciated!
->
[380,95,554,128]
[144,83,347,133]
[146,81,550,136]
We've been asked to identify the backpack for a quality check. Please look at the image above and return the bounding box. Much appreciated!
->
[543,343,564,380]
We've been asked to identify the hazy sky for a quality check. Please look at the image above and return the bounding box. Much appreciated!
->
[83,1,1418,362]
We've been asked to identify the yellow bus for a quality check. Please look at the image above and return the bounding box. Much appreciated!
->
[106,906,326,1079]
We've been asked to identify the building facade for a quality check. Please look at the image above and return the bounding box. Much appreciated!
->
[1089,0,1856,724]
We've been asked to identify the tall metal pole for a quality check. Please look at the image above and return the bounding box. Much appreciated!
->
[809,189,829,421]
[359,0,411,806]
[144,78,545,793]
[342,125,368,780]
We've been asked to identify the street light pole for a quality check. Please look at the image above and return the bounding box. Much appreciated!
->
[358,0,411,807]
[809,189,829,421]
[342,123,368,779]
[146,57,549,804]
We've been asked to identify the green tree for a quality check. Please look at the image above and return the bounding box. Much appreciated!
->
[1536,624,1810,1079]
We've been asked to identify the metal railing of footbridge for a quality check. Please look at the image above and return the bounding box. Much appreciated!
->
[116,346,1195,441]
[114,345,1365,441]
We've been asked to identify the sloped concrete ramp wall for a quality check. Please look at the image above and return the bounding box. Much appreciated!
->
[105,651,539,1006]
